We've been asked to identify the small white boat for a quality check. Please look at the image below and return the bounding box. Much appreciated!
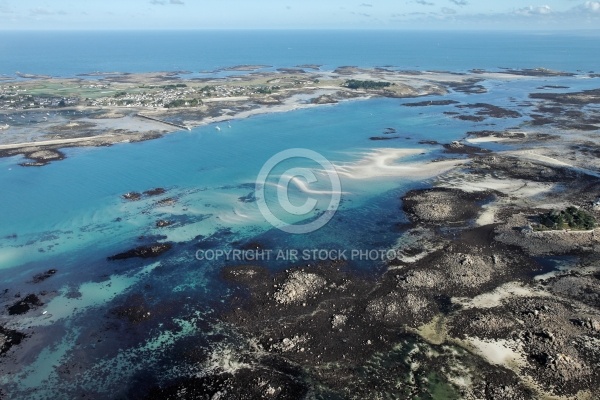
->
[228,122,232,128]
[215,126,221,132]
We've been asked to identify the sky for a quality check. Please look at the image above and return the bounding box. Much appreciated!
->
[0,1,599,30]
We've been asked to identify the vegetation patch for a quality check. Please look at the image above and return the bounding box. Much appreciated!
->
[165,98,201,108]
[536,207,596,231]
[344,80,392,90]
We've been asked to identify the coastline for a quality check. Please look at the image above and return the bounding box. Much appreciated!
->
[1,66,578,165]
[2,63,600,398]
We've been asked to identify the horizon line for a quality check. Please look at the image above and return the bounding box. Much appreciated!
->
[1,27,600,33]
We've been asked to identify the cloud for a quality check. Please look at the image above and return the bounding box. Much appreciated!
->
[389,0,600,28]
[30,8,54,16]
[415,0,435,5]
[0,4,13,14]
[150,0,184,5]
[580,1,600,12]
[514,5,552,16]
[449,0,468,5]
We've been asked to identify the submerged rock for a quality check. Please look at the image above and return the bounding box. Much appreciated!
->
[369,136,401,141]
[107,243,172,261]
[156,197,177,206]
[29,269,57,284]
[110,294,153,323]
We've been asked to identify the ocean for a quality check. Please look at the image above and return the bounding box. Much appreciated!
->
[0,30,599,398]
[1,30,600,77]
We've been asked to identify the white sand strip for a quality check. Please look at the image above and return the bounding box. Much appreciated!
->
[466,136,510,144]
[335,148,467,180]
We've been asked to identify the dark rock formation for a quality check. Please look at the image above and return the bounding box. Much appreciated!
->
[8,294,43,315]
[457,103,522,118]
[369,136,401,141]
[107,243,172,261]
[122,192,142,201]
[443,141,491,155]
[402,187,494,224]
[143,188,166,197]
[0,326,27,356]
[155,220,173,228]
[29,269,57,284]
[446,79,487,94]
[403,99,460,107]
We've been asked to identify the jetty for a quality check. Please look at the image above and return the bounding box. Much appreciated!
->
[136,114,191,131]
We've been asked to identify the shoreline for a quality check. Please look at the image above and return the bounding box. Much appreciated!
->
[2,65,590,165]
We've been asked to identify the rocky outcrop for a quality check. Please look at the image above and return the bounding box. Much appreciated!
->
[402,188,493,224]
[29,269,57,284]
[143,187,166,197]
[8,294,43,315]
[155,220,173,228]
[273,271,327,305]
[122,192,142,201]
[0,326,26,356]
[19,149,65,167]
[122,187,168,201]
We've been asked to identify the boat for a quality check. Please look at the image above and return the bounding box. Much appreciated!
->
[215,126,221,131]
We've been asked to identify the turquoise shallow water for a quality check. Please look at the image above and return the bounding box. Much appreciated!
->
[0,97,468,269]
[0,94,478,397]
[1,30,600,399]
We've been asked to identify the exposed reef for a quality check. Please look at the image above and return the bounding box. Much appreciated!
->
[402,188,495,224]
[7,294,43,315]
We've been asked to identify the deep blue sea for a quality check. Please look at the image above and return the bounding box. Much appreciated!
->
[0,30,599,399]
[1,30,600,77]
